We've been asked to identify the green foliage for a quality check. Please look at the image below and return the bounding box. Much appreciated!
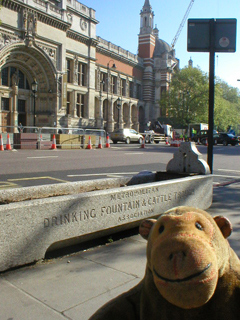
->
[214,80,240,133]
[160,66,240,134]
[160,66,209,129]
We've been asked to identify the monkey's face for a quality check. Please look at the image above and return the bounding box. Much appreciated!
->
[149,211,219,309]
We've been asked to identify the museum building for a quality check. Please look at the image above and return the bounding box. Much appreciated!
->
[0,0,178,133]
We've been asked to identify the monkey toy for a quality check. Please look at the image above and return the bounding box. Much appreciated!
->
[89,206,240,320]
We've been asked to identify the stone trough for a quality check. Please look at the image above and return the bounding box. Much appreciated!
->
[0,142,213,272]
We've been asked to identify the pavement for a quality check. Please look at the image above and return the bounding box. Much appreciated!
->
[0,178,240,320]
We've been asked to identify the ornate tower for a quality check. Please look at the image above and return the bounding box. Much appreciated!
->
[138,0,156,128]
[138,0,155,59]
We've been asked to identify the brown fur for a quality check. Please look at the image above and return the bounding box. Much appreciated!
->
[89,206,240,320]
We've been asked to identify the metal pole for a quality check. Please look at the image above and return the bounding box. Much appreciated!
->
[208,19,215,174]
[33,93,36,128]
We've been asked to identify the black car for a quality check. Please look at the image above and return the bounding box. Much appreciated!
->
[191,130,219,145]
[217,133,239,146]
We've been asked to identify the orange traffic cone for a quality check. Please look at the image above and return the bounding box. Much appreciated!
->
[140,137,145,148]
[0,134,4,151]
[106,135,110,148]
[5,134,12,150]
[86,136,92,149]
[98,136,103,149]
[51,134,57,149]
[165,137,169,145]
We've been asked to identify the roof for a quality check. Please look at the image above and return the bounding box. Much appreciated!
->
[153,38,173,57]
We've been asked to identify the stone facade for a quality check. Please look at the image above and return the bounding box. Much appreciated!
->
[0,0,178,133]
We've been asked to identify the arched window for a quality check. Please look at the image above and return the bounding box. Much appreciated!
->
[1,67,30,89]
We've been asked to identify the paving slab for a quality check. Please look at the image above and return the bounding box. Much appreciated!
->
[65,278,141,320]
[0,278,67,320]
[3,254,136,314]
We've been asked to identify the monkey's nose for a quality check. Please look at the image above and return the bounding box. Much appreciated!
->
[169,251,186,261]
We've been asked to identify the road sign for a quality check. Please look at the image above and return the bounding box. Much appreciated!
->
[187,19,236,52]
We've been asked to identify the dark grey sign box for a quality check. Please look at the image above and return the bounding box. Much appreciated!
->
[188,18,237,52]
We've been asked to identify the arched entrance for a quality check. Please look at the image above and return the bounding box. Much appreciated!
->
[0,43,57,132]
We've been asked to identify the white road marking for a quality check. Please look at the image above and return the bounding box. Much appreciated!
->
[217,169,240,173]
[67,172,139,177]
[27,156,59,159]
[124,152,144,155]
[213,174,240,179]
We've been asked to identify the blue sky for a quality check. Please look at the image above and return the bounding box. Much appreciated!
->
[84,0,240,89]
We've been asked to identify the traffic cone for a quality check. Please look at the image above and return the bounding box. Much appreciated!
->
[98,136,103,149]
[5,134,12,150]
[106,135,110,148]
[165,137,169,145]
[51,134,57,149]
[0,134,4,151]
[140,137,145,148]
[86,136,92,149]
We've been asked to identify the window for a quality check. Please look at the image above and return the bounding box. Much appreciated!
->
[76,93,85,117]
[1,98,10,111]
[18,70,25,89]
[101,73,108,92]
[18,100,26,113]
[129,81,134,98]
[77,62,86,86]
[1,67,29,89]
[137,84,142,99]
[112,76,117,94]
[120,79,126,96]
[1,68,8,86]
[67,59,72,83]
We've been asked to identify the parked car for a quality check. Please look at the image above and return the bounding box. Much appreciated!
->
[110,128,143,144]
[191,130,219,145]
[217,133,239,146]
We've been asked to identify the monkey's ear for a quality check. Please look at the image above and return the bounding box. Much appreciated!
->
[214,215,232,238]
[139,219,157,240]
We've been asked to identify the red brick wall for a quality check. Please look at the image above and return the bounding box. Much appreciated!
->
[96,52,143,80]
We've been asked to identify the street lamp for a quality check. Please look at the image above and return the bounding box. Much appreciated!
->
[31,79,38,128]
[117,97,121,129]
[106,60,116,132]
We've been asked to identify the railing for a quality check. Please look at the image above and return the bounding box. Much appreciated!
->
[0,126,106,149]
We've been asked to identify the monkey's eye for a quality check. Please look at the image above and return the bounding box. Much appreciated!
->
[195,222,203,231]
[159,225,165,234]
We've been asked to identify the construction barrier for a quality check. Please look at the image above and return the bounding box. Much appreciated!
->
[0,134,4,151]
[140,137,145,148]
[98,136,103,149]
[86,136,92,149]
[106,135,110,148]
[170,140,181,147]
[51,134,57,150]
[5,134,12,150]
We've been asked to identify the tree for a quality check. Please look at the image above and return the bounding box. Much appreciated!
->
[160,66,209,129]
[160,66,240,134]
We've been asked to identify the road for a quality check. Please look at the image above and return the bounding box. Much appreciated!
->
[0,143,239,189]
